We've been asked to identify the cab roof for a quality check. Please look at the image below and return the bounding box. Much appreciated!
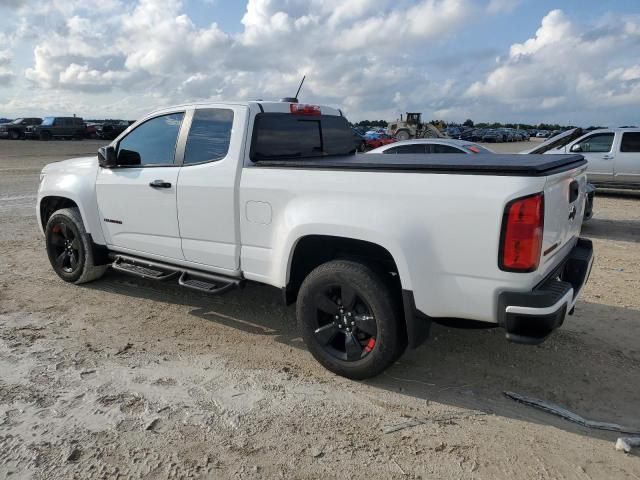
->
[147,100,342,118]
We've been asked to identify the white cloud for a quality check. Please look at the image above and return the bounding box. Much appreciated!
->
[465,10,640,122]
[1,1,640,126]
[487,0,520,14]
[0,49,14,84]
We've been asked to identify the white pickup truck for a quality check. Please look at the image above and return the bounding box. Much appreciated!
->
[525,127,640,190]
[37,100,594,379]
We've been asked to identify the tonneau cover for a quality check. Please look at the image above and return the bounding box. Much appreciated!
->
[252,153,586,177]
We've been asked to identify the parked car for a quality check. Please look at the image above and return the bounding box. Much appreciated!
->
[496,128,511,142]
[0,117,42,139]
[516,130,530,141]
[458,128,474,141]
[524,127,640,190]
[364,132,397,150]
[26,117,86,140]
[536,130,550,138]
[97,120,130,140]
[37,100,593,379]
[445,126,462,138]
[367,139,494,154]
[471,128,486,142]
[482,129,503,143]
[85,123,100,139]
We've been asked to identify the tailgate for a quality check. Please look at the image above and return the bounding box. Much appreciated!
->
[540,165,588,270]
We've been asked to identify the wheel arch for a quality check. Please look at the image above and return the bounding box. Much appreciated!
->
[284,234,429,348]
[284,235,402,304]
[39,196,80,232]
[40,197,110,266]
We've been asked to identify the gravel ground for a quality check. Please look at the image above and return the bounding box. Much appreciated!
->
[1,139,639,479]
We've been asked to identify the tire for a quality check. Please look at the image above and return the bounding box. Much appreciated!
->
[358,141,366,153]
[297,260,406,379]
[45,207,107,284]
[40,131,51,141]
[395,130,410,141]
[9,130,20,140]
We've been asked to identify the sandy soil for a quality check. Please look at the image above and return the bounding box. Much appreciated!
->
[1,139,639,479]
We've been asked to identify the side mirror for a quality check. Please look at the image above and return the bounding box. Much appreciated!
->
[117,149,141,166]
[570,143,582,153]
[98,146,117,168]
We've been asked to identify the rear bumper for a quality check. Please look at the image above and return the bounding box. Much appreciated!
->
[497,238,594,345]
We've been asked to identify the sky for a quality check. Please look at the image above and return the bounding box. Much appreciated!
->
[0,0,639,126]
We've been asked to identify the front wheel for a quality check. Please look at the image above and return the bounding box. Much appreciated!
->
[395,130,410,141]
[45,208,107,284]
[297,260,406,379]
[9,130,20,140]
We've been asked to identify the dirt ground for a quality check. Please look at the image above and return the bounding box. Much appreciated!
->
[1,139,639,479]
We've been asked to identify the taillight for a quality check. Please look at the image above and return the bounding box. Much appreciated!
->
[499,193,544,272]
[290,103,321,116]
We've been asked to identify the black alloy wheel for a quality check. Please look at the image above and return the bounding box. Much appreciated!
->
[297,260,406,379]
[48,222,81,274]
[45,208,107,284]
[312,284,378,361]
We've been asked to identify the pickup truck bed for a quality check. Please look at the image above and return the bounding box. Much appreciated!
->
[253,153,587,176]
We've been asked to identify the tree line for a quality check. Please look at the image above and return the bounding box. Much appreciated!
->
[353,118,609,131]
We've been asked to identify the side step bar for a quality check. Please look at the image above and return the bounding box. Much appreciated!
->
[108,253,244,295]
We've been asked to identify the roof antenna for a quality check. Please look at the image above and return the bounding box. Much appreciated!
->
[280,75,305,103]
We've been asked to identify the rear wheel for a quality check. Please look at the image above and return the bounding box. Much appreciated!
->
[297,260,405,379]
[9,130,20,140]
[45,208,107,284]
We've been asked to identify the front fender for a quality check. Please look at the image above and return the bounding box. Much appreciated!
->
[37,157,105,245]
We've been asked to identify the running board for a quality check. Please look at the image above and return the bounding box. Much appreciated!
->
[109,254,243,295]
[112,257,178,280]
[178,271,238,294]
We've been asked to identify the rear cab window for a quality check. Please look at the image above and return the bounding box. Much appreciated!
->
[620,132,640,152]
[250,113,355,161]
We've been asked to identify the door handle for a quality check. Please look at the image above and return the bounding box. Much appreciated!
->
[602,154,614,160]
[149,180,172,188]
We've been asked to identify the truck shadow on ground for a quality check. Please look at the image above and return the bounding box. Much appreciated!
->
[88,272,640,445]
[582,218,640,243]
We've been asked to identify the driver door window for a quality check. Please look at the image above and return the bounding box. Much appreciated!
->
[117,113,184,166]
[574,133,614,153]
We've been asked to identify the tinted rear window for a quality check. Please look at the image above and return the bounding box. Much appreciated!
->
[250,113,355,161]
[620,132,640,152]
[384,144,427,154]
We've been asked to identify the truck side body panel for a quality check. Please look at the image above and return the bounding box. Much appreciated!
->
[238,167,566,323]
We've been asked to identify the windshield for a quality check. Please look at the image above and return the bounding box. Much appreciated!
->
[527,128,583,154]
[41,117,55,126]
[11,118,24,125]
